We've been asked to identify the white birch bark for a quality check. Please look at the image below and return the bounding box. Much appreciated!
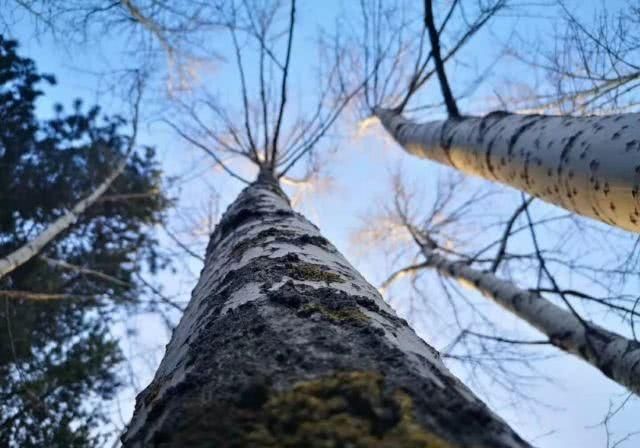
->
[122,173,530,447]
[0,154,130,280]
[423,249,640,396]
[376,108,640,232]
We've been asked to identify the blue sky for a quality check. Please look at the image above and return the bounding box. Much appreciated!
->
[5,0,640,446]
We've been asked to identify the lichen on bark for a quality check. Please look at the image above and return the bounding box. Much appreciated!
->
[165,371,455,448]
[122,176,530,448]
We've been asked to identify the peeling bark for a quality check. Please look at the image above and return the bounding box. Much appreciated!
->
[424,249,640,396]
[122,172,530,447]
[376,108,640,232]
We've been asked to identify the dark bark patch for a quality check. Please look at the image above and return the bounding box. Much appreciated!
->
[477,110,511,144]
[228,228,298,261]
[507,117,539,158]
[355,296,380,312]
[238,379,271,410]
[268,281,306,309]
[143,376,197,429]
[159,371,456,448]
[210,184,294,247]
[217,208,265,242]
[558,130,582,169]
[295,233,332,248]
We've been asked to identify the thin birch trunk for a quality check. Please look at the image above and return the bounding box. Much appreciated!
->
[422,248,640,396]
[122,172,529,447]
[0,154,130,280]
[376,108,640,233]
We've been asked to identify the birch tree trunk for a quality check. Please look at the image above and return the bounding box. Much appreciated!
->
[376,108,640,233]
[0,154,130,279]
[122,172,529,447]
[422,248,640,396]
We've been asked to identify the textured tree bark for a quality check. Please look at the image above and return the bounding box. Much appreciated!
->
[376,108,640,233]
[422,249,640,396]
[122,172,530,447]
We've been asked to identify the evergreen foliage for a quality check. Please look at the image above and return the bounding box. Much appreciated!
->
[0,35,168,447]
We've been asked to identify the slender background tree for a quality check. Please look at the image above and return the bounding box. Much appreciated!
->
[0,35,171,446]
[344,1,640,444]
[347,0,640,233]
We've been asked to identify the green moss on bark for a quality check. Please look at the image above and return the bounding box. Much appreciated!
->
[297,303,369,325]
[161,371,456,448]
[289,263,344,283]
[246,371,453,447]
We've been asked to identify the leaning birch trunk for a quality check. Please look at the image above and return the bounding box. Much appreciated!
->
[423,248,640,396]
[0,154,130,279]
[376,108,640,233]
[122,172,529,447]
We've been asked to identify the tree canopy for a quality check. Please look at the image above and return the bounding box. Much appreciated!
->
[0,34,168,447]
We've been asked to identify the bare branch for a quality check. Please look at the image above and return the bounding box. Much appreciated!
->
[424,0,460,118]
